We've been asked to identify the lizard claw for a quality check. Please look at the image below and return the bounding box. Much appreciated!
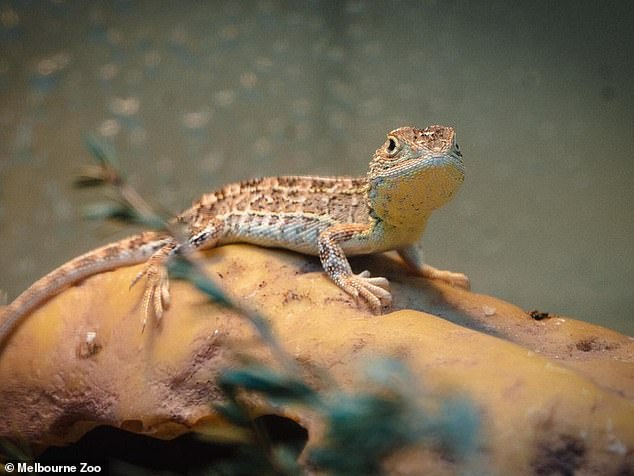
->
[130,242,176,330]
[141,264,170,330]
[338,270,392,313]
[432,270,470,290]
[446,272,470,290]
[419,264,470,290]
[132,261,171,331]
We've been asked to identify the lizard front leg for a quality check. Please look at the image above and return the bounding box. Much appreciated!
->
[397,244,470,289]
[318,223,391,312]
[131,220,223,329]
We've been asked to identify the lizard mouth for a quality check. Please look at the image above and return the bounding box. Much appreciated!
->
[408,152,465,182]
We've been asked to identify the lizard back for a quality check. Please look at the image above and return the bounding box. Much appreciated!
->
[179,176,372,254]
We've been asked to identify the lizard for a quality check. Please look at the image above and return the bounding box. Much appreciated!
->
[0,124,469,348]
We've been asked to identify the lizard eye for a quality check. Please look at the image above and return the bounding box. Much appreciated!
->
[385,136,400,157]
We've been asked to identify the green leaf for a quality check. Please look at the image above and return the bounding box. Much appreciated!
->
[81,202,138,222]
[219,367,315,404]
[167,257,231,306]
[83,134,120,170]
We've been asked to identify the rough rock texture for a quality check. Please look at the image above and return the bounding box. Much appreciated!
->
[1,244,632,473]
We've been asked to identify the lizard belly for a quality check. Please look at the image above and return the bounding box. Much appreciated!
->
[219,212,423,257]
[219,211,333,256]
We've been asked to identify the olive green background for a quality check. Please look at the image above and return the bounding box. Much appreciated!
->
[0,1,632,334]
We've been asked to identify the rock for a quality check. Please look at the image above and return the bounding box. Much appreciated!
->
[1,244,632,473]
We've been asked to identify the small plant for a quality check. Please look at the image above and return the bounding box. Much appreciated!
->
[210,360,479,475]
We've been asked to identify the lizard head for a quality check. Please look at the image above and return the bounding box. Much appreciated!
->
[367,125,465,228]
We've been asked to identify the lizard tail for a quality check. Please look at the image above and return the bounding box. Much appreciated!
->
[0,231,171,351]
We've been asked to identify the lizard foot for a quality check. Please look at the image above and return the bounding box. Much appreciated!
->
[445,271,470,290]
[337,270,392,313]
[131,261,171,330]
[421,265,470,290]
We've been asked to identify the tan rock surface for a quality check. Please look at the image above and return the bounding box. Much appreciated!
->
[1,244,632,473]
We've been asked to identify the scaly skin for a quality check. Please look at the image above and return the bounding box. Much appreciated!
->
[0,125,468,347]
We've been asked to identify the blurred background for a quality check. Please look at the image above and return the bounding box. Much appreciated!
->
[0,0,632,334]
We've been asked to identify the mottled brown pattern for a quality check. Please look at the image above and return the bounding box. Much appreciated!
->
[186,176,369,222]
